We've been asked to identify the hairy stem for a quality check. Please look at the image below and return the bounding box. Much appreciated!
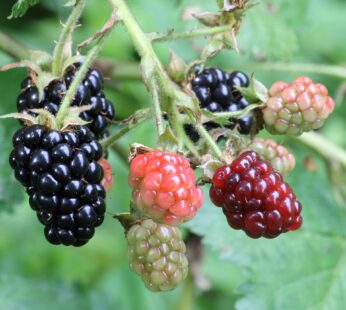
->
[0,31,29,60]
[151,79,165,136]
[196,124,223,161]
[150,25,232,42]
[169,104,201,159]
[56,25,114,127]
[294,132,346,168]
[100,108,152,149]
[52,0,86,76]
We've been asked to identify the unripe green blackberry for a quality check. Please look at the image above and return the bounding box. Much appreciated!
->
[245,138,296,176]
[263,77,334,135]
[126,219,188,292]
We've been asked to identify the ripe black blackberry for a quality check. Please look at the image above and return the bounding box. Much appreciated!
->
[9,124,106,246]
[189,68,253,141]
[17,63,115,140]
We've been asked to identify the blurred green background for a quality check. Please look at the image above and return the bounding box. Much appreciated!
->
[0,0,346,309]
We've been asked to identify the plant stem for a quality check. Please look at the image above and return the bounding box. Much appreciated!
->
[52,0,86,76]
[169,104,201,159]
[0,31,29,60]
[213,103,262,118]
[248,62,346,79]
[196,124,223,161]
[150,25,232,42]
[151,79,165,136]
[56,26,114,127]
[294,132,346,169]
[100,108,152,149]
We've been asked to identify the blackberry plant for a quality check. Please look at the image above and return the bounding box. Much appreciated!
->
[0,0,343,301]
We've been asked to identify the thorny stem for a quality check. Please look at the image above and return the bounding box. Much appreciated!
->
[0,31,29,60]
[150,25,232,42]
[100,108,152,149]
[294,132,346,169]
[196,124,223,160]
[169,104,201,159]
[52,0,86,76]
[150,79,165,136]
[110,0,220,158]
[56,21,115,127]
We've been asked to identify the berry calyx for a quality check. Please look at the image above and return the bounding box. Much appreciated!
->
[17,63,115,140]
[128,150,203,226]
[245,138,296,176]
[263,77,335,135]
[10,125,106,246]
[209,151,302,239]
[127,219,188,292]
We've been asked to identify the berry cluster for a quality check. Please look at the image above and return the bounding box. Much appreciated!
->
[127,219,188,292]
[263,76,335,135]
[128,150,203,226]
[9,125,106,246]
[210,151,302,238]
[245,138,296,176]
[17,63,115,140]
[186,68,253,142]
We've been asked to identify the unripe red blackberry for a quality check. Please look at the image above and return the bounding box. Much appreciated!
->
[209,151,302,239]
[17,63,115,140]
[263,77,335,135]
[128,150,203,226]
[127,219,188,292]
[189,68,254,141]
[9,125,106,246]
[245,138,295,176]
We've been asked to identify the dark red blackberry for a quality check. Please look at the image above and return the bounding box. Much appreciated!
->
[9,124,106,246]
[209,151,302,239]
[189,68,254,140]
[17,63,115,140]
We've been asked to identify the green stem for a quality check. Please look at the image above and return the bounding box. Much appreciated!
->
[52,0,86,76]
[213,104,263,118]
[0,31,29,60]
[151,79,165,136]
[169,104,201,159]
[248,62,346,79]
[294,132,346,169]
[56,26,114,127]
[150,25,232,42]
[100,108,152,149]
[196,123,223,161]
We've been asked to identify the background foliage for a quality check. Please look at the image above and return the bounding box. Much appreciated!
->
[0,0,346,309]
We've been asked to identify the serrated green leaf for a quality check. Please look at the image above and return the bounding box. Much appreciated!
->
[185,145,346,310]
[8,0,41,19]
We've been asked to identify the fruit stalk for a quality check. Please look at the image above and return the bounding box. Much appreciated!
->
[52,0,86,76]
[55,19,116,128]
[196,123,223,160]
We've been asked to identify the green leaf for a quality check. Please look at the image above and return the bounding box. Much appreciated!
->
[8,0,41,19]
[185,145,346,310]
